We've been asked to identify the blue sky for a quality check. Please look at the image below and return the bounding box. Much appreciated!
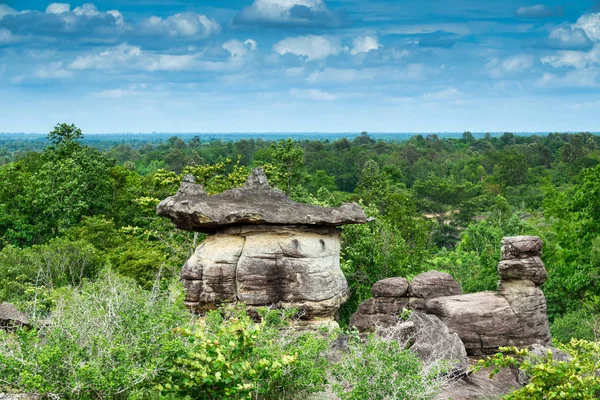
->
[1,0,599,133]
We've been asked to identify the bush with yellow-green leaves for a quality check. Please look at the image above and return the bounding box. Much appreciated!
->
[475,340,600,399]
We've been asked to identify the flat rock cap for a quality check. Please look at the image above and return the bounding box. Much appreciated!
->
[157,168,368,233]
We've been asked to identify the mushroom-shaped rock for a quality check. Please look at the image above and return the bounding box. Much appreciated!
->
[409,271,461,310]
[157,169,368,325]
[157,167,367,233]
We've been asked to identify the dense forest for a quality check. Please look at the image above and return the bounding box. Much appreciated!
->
[1,124,600,398]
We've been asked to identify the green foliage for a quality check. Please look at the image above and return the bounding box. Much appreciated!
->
[156,305,330,400]
[551,309,596,343]
[0,238,103,309]
[47,123,83,146]
[475,340,600,399]
[339,206,429,324]
[330,331,441,400]
[0,272,190,399]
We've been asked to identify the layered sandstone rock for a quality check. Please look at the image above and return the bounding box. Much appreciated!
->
[158,168,367,322]
[350,236,552,357]
[427,236,551,355]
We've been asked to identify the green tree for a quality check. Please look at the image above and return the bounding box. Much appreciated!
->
[47,123,83,146]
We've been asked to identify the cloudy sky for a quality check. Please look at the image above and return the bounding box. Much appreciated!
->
[1,0,599,133]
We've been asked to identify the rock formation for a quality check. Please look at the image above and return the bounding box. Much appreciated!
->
[158,168,367,323]
[350,236,552,356]
[427,236,551,355]
[0,302,29,331]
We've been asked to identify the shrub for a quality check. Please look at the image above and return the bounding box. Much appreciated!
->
[330,330,443,400]
[0,272,190,399]
[551,309,597,343]
[475,340,600,399]
[155,305,330,400]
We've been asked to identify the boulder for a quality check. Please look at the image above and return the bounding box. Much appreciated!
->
[425,292,520,356]
[371,277,409,298]
[0,302,29,330]
[409,271,461,310]
[157,168,367,233]
[501,236,543,260]
[181,225,350,319]
[349,297,409,332]
[435,366,522,400]
[410,312,469,374]
[158,169,369,324]
[497,256,547,285]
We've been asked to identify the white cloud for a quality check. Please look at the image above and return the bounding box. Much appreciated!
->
[70,43,196,71]
[68,43,252,73]
[486,54,533,78]
[93,84,147,99]
[383,24,471,36]
[0,28,16,44]
[140,12,220,38]
[289,88,336,101]
[422,87,460,100]
[273,35,342,60]
[541,44,600,69]
[45,3,70,15]
[307,68,376,83]
[548,26,592,49]
[0,4,17,19]
[516,4,553,18]
[235,0,340,27]
[574,13,600,42]
[350,36,382,55]
[536,69,599,88]
[306,65,426,84]
[34,61,73,79]
[222,39,257,59]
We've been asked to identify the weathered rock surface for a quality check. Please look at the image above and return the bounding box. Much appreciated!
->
[435,366,522,400]
[349,297,409,332]
[409,312,469,374]
[157,168,367,233]
[183,225,348,318]
[350,235,552,356]
[409,271,462,310]
[501,235,543,260]
[0,302,29,330]
[498,256,547,285]
[371,277,409,298]
[426,292,526,355]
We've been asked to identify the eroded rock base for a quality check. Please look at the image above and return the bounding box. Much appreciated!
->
[182,225,349,321]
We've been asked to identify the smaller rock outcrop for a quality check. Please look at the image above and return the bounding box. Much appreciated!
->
[0,302,29,331]
[350,272,468,374]
[350,236,552,357]
[427,236,551,355]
